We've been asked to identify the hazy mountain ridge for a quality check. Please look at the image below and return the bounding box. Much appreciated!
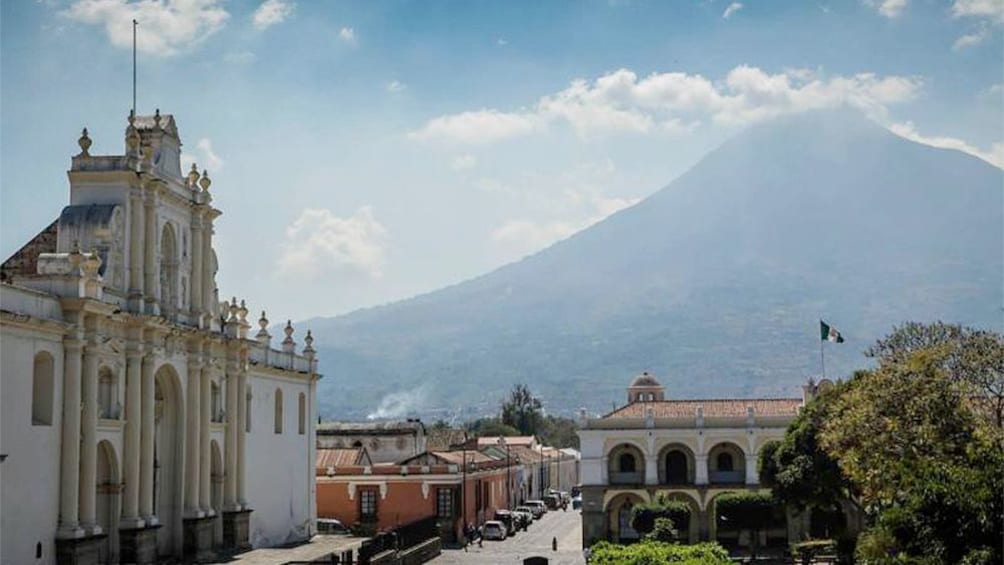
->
[308,110,1003,421]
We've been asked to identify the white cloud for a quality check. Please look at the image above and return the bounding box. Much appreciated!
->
[722,2,743,19]
[252,0,294,31]
[63,0,229,56]
[497,38,508,46]
[451,154,477,171]
[865,0,909,18]
[409,109,543,144]
[951,0,1004,22]
[278,207,389,279]
[386,80,406,93]
[181,138,224,172]
[339,27,357,45]
[889,121,1003,168]
[952,24,990,49]
[411,66,921,143]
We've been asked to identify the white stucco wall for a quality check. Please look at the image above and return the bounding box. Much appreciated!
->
[1,325,65,565]
[244,370,315,548]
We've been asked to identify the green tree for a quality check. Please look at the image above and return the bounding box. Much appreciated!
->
[715,491,782,560]
[500,384,543,436]
[758,377,860,514]
[631,496,691,538]
[465,417,519,437]
[644,518,679,543]
[866,322,1004,429]
[821,346,1003,563]
[537,415,580,448]
[588,540,730,565]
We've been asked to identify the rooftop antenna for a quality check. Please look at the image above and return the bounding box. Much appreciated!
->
[132,19,137,116]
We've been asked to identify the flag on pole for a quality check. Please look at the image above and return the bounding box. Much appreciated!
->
[820,320,844,343]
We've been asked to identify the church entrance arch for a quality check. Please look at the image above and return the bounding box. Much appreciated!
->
[154,364,184,557]
[96,440,120,564]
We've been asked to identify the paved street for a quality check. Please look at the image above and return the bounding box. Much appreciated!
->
[431,509,585,565]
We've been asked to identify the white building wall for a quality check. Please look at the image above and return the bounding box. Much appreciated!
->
[1,324,65,565]
[244,371,314,548]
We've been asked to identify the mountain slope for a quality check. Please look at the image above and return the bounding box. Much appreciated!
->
[309,110,1003,420]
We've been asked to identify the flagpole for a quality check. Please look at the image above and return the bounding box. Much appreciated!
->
[132,19,137,116]
[819,319,825,379]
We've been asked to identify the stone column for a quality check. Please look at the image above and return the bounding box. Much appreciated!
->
[236,369,247,506]
[121,344,144,527]
[202,220,215,315]
[199,362,212,514]
[139,354,157,523]
[79,343,100,534]
[57,338,84,538]
[185,355,203,517]
[143,187,158,314]
[695,455,709,486]
[744,452,759,485]
[644,453,658,486]
[129,187,145,310]
[224,359,238,509]
[190,213,203,323]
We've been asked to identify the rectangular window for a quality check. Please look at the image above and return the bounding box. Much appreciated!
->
[436,488,454,518]
[359,489,378,521]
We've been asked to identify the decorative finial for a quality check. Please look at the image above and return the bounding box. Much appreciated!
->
[238,299,248,323]
[126,123,140,154]
[188,163,200,187]
[303,330,315,355]
[128,110,135,125]
[258,311,269,332]
[198,170,211,191]
[78,128,92,156]
[284,320,294,339]
[282,320,296,353]
[154,108,161,129]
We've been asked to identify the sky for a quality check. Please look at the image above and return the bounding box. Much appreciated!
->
[2,0,1002,321]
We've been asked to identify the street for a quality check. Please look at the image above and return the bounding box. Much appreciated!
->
[431,509,585,565]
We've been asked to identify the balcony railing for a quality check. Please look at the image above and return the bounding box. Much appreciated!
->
[608,471,644,485]
[709,470,745,484]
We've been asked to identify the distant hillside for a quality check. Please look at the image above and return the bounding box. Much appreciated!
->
[307,110,1003,421]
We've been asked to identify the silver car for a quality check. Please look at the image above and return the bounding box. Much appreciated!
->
[482,520,507,541]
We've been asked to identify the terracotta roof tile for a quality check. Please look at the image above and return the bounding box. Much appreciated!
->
[316,448,365,468]
[605,398,802,419]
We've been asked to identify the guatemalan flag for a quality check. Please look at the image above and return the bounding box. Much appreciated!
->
[820,320,844,343]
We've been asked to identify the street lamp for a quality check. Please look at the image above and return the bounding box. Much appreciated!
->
[462,431,469,535]
[497,437,511,510]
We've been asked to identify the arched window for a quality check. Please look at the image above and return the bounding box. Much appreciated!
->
[32,352,54,426]
[98,367,119,419]
[274,388,283,434]
[211,381,222,422]
[647,393,654,401]
[716,452,734,472]
[618,452,636,473]
[160,223,178,314]
[298,392,306,435]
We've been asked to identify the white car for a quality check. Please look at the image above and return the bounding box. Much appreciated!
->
[524,500,547,518]
[482,520,507,541]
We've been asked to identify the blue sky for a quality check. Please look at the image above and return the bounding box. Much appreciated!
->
[2,0,1001,320]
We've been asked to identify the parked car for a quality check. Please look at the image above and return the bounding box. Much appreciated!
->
[494,509,518,536]
[543,493,561,509]
[316,518,349,535]
[515,506,536,524]
[482,520,507,541]
[571,494,582,510]
[524,500,547,518]
[513,509,533,529]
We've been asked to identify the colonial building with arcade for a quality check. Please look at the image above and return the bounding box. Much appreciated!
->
[0,111,319,564]
[577,372,848,548]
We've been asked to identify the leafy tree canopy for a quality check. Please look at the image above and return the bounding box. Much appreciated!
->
[588,540,731,565]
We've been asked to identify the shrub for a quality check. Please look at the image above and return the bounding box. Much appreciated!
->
[644,517,678,543]
[631,497,691,535]
[588,540,731,565]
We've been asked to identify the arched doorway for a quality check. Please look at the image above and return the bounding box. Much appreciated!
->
[154,364,184,557]
[707,442,746,485]
[607,443,646,485]
[210,440,224,546]
[96,440,120,564]
[606,493,645,543]
[658,443,695,485]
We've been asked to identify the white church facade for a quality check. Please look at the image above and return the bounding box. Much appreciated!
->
[0,111,319,564]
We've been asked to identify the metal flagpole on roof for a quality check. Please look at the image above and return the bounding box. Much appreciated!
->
[132,19,138,116]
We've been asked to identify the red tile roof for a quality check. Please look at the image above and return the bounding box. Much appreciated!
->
[316,448,367,468]
[605,398,802,419]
